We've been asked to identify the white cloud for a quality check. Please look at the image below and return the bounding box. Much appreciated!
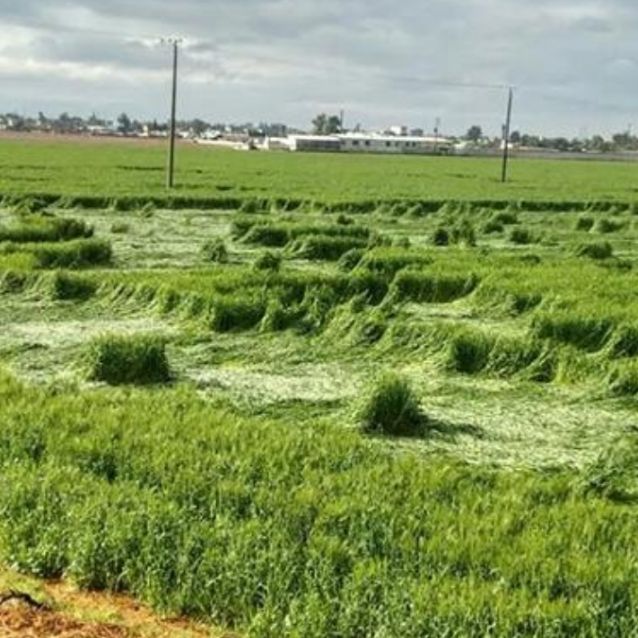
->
[1,0,638,135]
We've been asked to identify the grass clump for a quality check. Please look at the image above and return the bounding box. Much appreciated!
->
[607,362,638,397]
[1,239,112,269]
[87,334,171,386]
[0,216,93,243]
[202,238,229,263]
[482,219,504,234]
[359,373,426,436]
[533,314,614,352]
[110,222,130,234]
[608,325,638,358]
[32,239,113,269]
[431,227,450,246]
[509,226,536,245]
[294,235,368,261]
[447,329,493,374]
[338,248,365,271]
[584,428,638,502]
[254,250,282,272]
[210,296,267,332]
[0,269,29,293]
[336,213,355,226]
[358,248,433,277]
[491,210,519,225]
[595,218,624,234]
[575,215,595,231]
[451,219,477,247]
[391,270,479,303]
[576,241,613,260]
[243,224,289,247]
[50,271,97,300]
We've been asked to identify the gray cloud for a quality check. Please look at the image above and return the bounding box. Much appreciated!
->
[1,0,638,135]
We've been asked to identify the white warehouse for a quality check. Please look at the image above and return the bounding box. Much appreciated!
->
[272,133,454,155]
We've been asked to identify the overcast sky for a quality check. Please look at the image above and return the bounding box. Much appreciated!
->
[1,0,637,136]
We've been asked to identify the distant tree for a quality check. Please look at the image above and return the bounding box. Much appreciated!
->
[326,115,342,134]
[190,119,208,136]
[117,112,132,134]
[312,113,328,134]
[466,125,483,142]
[589,135,606,151]
[312,113,342,135]
[56,112,72,134]
[509,130,521,144]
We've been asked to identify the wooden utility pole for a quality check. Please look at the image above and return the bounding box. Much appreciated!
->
[166,39,180,189]
[501,87,513,183]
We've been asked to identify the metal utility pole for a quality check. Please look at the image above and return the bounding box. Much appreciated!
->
[434,117,441,154]
[165,38,181,189]
[501,87,513,183]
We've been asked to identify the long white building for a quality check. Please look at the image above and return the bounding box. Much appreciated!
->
[269,132,454,155]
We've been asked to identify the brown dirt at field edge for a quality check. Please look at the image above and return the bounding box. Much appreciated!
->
[0,602,126,637]
[0,579,238,638]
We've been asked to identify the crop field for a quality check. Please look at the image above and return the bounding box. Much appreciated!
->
[2,138,638,636]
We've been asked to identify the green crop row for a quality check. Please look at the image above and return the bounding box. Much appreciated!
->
[0,371,637,636]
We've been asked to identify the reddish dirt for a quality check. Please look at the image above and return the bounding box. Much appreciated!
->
[0,602,126,637]
[0,581,239,638]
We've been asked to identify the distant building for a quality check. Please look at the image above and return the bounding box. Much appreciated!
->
[286,134,341,152]
[389,125,409,136]
[273,132,454,155]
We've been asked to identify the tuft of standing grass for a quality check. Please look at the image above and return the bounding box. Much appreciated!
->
[358,373,427,437]
[594,218,624,234]
[482,219,505,234]
[254,250,282,272]
[210,296,267,332]
[607,362,638,397]
[0,216,93,243]
[575,241,613,260]
[575,215,595,231]
[0,239,113,269]
[391,269,479,303]
[293,235,368,261]
[583,428,638,502]
[201,238,229,264]
[50,271,97,301]
[87,334,171,386]
[32,239,113,269]
[110,221,130,234]
[447,330,493,374]
[431,227,451,246]
[509,226,536,245]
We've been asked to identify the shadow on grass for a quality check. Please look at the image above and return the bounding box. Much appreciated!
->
[366,416,486,443]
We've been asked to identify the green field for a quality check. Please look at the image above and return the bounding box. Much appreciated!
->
[2,136,638,203]
[2,138,638,636]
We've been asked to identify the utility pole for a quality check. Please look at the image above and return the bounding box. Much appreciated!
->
[434,117,441,154]
[165,38,181,189]
[501,87,513,183]
[340,109,345,132]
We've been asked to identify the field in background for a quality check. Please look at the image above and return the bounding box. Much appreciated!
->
[3,136,638,202]
[1,137,638,636]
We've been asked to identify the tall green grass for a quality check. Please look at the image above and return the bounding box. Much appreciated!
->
[87,335,171,385]
[1,238,112,269]
[0,215,93,243]
[0,374,637,635]
[358,373,426,436]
